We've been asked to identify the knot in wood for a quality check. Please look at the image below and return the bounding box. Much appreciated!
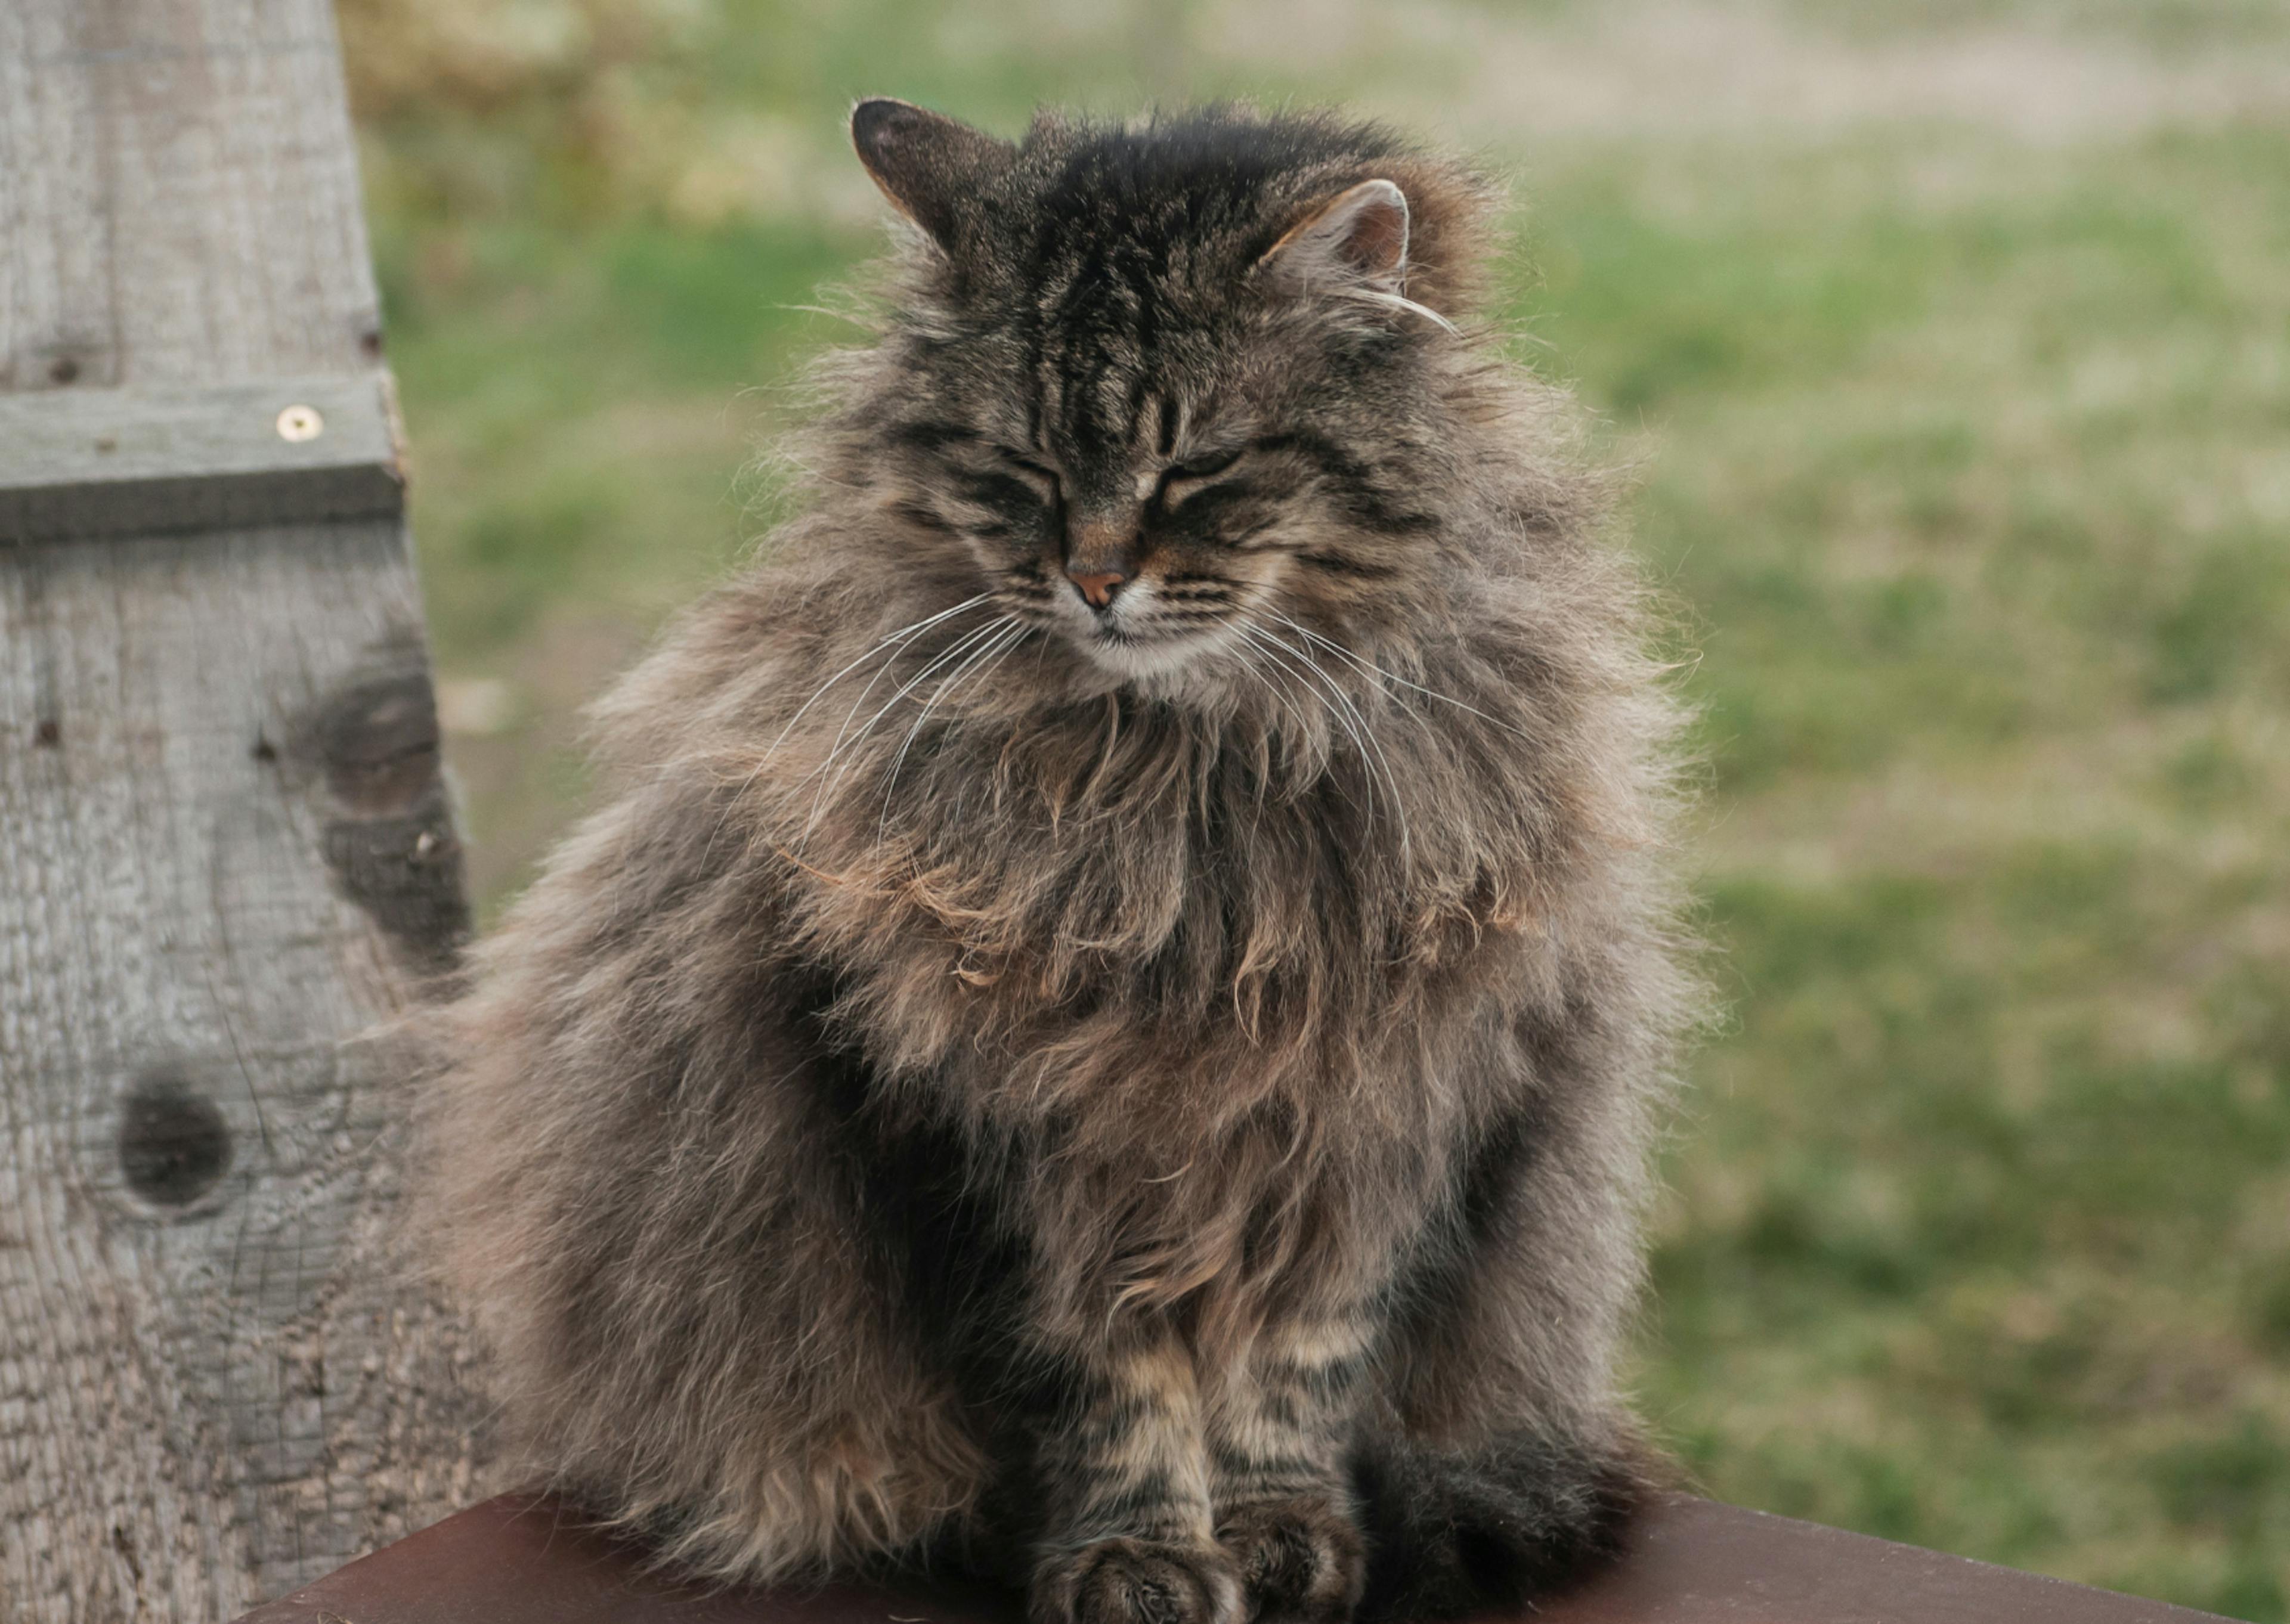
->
[117,1075,233,1208]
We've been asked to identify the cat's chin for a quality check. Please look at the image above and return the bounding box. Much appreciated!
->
[1072,622,1239,695]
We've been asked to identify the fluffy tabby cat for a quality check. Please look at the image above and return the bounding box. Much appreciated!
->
[427,101,1699,1624]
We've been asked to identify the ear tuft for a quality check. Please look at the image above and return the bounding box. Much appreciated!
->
[850,98,1012,253]
[1260,178,1412,295]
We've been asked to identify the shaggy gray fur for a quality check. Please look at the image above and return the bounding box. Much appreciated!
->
[424,101,1701,1624]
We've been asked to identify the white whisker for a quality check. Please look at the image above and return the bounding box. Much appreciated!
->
[1227,641,1318,753]
[880,619,1026,839]
[704,594,994,860]
[1239,627,1348,780]
[802,616,1010,844]
[812,598,997,779]
[1333,286,1459,335]
[1240,623,1400,850]
[1268,610,1530,740]
[1263,612,1421,714]
[1249,623,1413,860]
[774,594,992,757]
[1226,641,1342,815]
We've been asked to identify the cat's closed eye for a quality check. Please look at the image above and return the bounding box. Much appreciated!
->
[1155,448,1244,506]
[997,450,1064,505]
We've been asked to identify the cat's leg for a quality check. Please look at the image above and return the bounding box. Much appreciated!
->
[1028,1333,1244,1624]
[1353,1076,1661,1620]
[1351,1420,1650,1622]
[1203,1316,1371,1624]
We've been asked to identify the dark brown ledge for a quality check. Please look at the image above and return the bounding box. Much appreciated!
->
[233,1493,2232,1624]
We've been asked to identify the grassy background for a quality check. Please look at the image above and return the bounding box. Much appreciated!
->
[345,1,2290,1614]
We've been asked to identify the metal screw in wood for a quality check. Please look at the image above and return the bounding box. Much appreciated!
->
[277,402,325,441]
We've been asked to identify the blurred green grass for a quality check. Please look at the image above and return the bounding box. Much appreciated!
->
[352,0,2290,1614]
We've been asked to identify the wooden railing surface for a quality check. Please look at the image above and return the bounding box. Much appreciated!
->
[0,2,484,1618]
[234,1493,2234,1624]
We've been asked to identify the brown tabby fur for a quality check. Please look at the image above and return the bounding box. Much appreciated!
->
[423,102,1701,1624]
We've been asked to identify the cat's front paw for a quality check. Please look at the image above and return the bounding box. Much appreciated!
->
[1032,1536,1245,1624]
[1354,1432,1646,1622]
[1217,1496,1365,1623]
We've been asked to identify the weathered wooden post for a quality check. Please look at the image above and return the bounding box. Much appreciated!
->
[0,2,488,1617]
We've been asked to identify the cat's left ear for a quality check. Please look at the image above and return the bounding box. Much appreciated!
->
[851,98,1014,254]
[1257,179,1412,296]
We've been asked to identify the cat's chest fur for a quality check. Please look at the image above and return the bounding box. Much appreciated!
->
[773,695,1556,1151]
[776,761,1489,1338]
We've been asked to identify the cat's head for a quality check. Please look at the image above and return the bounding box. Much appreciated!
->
[834,102,1508,692]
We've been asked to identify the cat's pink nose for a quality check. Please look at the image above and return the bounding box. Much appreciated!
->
[1067,568,1127,610]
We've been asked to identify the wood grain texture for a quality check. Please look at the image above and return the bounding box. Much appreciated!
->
[0,1,492,1617]
[0,0,383,390]
[0,523,484,1620]
[0,376,406,543]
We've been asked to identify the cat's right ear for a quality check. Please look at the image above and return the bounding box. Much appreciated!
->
[850,99,1013,255]
[1257,179,1412,297]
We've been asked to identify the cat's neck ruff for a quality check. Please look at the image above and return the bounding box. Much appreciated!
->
[752,653,1595,1124]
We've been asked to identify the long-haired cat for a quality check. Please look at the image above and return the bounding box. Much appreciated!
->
[426,101,1699,1624]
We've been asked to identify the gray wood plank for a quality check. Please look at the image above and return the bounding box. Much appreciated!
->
[0,520,484,1620]
[0,1,383,389]
[0,375,406,542]
[0,0,493,1617]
